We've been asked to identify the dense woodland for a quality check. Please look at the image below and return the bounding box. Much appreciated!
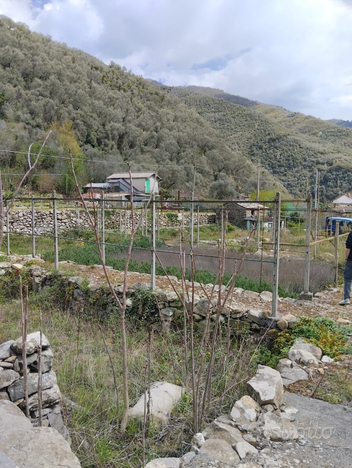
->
[1,16,352,201]
[0,16,281,198]
[167,86,352,201]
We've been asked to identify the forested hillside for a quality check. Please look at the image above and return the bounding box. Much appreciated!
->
[168,86,352,201]
[0,16,282,198]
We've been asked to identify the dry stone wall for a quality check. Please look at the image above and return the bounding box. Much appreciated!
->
[0,331,71,444]
[5,209,215,235]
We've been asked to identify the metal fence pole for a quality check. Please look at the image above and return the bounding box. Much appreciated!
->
[197,206,200,247]
[302,194,312,300]
[101,193,105,264]
[271,192,281,317]
[334,222,339,286]
[221,208,224,246]
[151,195,156,289]
[190,201,194,248]
[52,190,59,269]
[157,206,160,241]
[6,200,10,256]
[31,195,35,258]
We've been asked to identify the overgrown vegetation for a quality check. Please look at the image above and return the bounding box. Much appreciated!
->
[168,86,352,200]
[0,16,275,198]
[0,274,258,467]
[258,317,352,368]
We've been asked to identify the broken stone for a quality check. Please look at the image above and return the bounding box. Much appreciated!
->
[247,365,284,409]
[199,439,240,464]
[20,383,61,410]
[0,362,13,369]
[289,341,322,360]
[145,458,181,468]
[7,370,57,401]
[203,420,244,445]
[0,369,20,390]
[11,332,50,356]
[263,412,298,441]
[247,309,264,324]
[0,341,15,360]
[280,366,308,387]
[192,433,205,448]
[259,291,272,303]
[321,355,334,363]
[230,395,260,423]
[288,349,320,367]
[234,441,258,459]
[277,318,288,330]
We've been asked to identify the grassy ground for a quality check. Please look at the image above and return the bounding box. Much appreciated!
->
[0,280,258,468]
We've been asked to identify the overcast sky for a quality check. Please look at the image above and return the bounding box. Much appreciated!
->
[1,0,352,120]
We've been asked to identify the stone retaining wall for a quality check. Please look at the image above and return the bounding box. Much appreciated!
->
[5,209,216,235]
[0,331,70,444]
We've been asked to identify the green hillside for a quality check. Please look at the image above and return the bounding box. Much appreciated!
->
[167,86,352,201]
[0,16,283,198]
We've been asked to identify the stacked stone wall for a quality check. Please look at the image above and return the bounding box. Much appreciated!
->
[5,209,216,235]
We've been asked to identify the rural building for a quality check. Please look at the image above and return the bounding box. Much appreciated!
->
[216,201,284,230]
[106,172,160,195]
[332,193,352,213]
[82,172,161,203]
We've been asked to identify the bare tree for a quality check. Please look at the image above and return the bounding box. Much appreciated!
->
[0,131,52,251]
[69,152,155,432]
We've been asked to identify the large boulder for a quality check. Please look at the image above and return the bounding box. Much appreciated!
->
[0,400,81,468]
[247,365,284,409]
[128,381,184,426]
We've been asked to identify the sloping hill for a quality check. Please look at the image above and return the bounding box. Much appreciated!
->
[167,86,352,200]
[0,16,283,198]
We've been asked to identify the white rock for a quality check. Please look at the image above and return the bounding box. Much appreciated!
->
[144,458,180,468]
[288,349,320,367]
[247,365,284,409]
[234,441,258,459]
[321,355,334,363]
[263,412,299,441]
[128,381,184,426]
[203,420,244,445]
[199,439,240,464]
[192,433,205,448]
[0,400,81,467]
[259,291,272,303]
[11,332,50,356]
[290,341,322,360]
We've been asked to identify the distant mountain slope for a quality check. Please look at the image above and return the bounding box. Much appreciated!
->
[328,119,352,128]
[166,86,352,200]
[183,86,258,109]
[0,17,284,197]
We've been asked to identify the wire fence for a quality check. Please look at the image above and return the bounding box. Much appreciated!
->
[3,194,346,313]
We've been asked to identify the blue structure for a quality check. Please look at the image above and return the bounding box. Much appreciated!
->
[325,216,352,235]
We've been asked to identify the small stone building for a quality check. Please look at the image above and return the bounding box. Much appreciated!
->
[216,202,269,229]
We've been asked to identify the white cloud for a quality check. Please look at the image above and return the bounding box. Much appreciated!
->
[2,0,352,119]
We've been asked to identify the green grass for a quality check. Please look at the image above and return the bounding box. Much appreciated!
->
[0,281,258,468]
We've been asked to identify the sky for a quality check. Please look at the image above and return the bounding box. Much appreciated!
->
[1,0,352,120]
